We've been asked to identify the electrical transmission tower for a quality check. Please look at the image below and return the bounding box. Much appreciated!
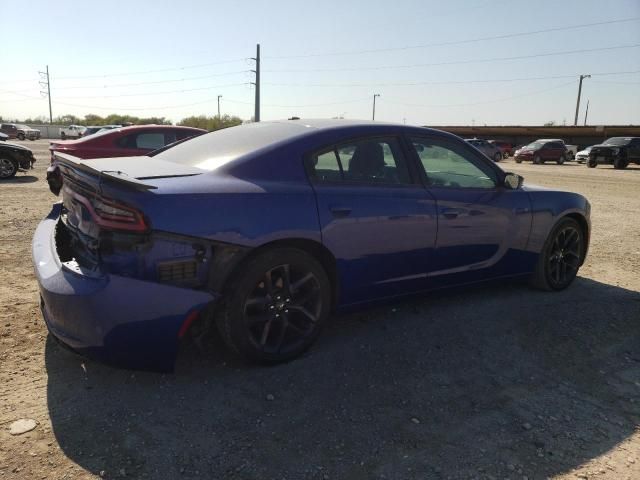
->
[39,66,53,124]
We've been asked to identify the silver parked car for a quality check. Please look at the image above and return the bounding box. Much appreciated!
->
[465,138,503,162]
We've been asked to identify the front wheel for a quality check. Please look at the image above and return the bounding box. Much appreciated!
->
[587,158,597,168]
[216,248,331,364]
[0,157,18,179]
[557,154,566,165]
[493,152,502,162]
[17,133,25,141]
[533,155,542,165]
[60,132,66,140]
[530,217,584,291]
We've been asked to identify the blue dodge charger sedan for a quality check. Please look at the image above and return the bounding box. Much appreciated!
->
[34,120,590,370]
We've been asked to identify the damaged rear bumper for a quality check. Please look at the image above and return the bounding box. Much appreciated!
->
[32,203,217,371]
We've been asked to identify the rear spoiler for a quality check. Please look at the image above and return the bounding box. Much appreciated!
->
[53,152,158,191]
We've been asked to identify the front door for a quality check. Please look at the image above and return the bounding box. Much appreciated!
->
[308,136,438,305]
[407,135,532,282]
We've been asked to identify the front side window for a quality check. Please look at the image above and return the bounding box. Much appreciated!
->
[410,137,497,189]
[309,137,411,185]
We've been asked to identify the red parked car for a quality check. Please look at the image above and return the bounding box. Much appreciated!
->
[514,140,569,165]
[49,125,206,162]
[488,140,513,158]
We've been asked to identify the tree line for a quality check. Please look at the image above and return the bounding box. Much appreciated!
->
[0,113,244,132]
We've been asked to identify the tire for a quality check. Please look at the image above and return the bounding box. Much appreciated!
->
[613,156,628,170]
[515,158,522,163]
[587,158,597,168]
[557,154,566,165]
[216,247,332,364]
[60,132,66,140]
[530,217,584,291]
[0,157,18,179]
[17,133,25,141]
[533,155,542,165]
[493,152,502,162]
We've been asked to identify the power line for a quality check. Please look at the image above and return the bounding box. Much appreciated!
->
[384,80,577,108]
[53,70,251,90]
[265,44,640,73]
[54,82,250,100]
[263,70,640,88]
[55,58,248,80]
[265,18,640,59]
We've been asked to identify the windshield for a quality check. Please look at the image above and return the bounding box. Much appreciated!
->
[603,137,631,146]
[525,141,544,149]
[155,122,310,170]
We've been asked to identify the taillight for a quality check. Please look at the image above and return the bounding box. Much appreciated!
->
[64,186,148,232]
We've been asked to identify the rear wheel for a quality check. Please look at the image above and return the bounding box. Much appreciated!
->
[531,217,584,291]
[515,158,522,164]
[216,248,331,364]
[60,132,66,140]
[493,152,502,162]
[17,133,25,141]
[0,157,18,179]
[613,156,628,169]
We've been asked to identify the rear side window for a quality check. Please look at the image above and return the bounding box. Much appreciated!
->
[117,132,165,150]
[309,137,411,185]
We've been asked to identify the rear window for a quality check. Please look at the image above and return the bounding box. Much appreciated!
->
[154,122,311,170]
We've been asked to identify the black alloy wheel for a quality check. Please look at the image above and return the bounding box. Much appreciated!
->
[531,218,584,291]
[244,264,322,355]
[0,157,17,179]
[217,248,331,363]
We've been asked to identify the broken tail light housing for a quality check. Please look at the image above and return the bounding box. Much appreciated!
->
[64,185,149,233]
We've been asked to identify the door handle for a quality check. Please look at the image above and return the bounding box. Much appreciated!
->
[441,208,462,219]
[330,206,352,218]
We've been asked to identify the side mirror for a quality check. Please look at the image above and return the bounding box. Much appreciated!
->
[504,172,523,190]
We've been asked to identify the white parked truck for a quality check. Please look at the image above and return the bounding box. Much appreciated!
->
[59,125,85,140]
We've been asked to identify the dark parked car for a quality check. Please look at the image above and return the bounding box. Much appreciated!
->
[49,125,206,161]
[488,140,514,158]
[37,120,590,371]
[0,123,18,139]
[514,140,568,164]
[587,137,640,169]
[0,141,36,179]
[465,138,503,162]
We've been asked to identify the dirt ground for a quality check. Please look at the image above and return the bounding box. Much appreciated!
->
[1,139,639,480]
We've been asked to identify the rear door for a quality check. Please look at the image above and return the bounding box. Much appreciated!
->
[407,135,532,279]
[308,136,438,304]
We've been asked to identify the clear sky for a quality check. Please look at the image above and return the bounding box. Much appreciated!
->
[1,0,639,125]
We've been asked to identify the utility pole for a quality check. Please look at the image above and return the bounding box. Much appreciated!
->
[574,74,591,126]
[372,93,380,121]
[39,65,53,123]
[217,95,222,118]
[584,99,590,126]
[251,44,261,122]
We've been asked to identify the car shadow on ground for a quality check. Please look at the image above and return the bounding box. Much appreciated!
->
[2,175,39,184]
[45,277,640,479]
